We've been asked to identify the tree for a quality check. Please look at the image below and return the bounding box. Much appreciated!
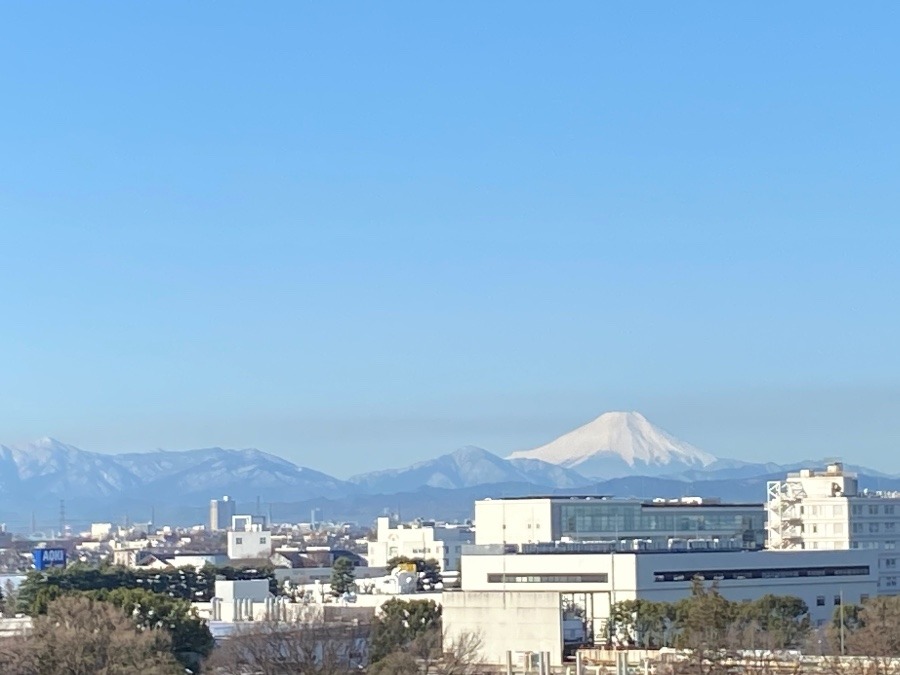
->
[735,594,810,649]
[384,556,443,591]
[0,595,181,675]
[370,598,442,664]
[205,617,370,675]
[330,556,356,597]
[833,595,900,675]
[93,587,213,670]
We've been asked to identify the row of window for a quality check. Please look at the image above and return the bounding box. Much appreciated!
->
[850,504,898,516]
[851,522,898,534]
[815,595,844,606]
[486,573,609,584]
[652,565,870,583]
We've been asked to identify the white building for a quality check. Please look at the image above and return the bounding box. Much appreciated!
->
[210,496,236,532]
[767,462,900,594]
[475,496,765,549]
[367,517,473,572]
[227,514,272,561]
[444,544,878,667]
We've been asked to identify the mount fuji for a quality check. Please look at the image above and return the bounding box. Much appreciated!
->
[506,411,718,479]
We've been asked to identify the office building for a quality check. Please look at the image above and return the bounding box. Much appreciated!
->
[475,496,765,549]
[210,496,236,532]
[444,543,877,667]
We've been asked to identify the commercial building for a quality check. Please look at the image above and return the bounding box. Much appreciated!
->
[475,496,765,549]
[366,517,473,572]
[767,462,900,594]
[443,543,878,667]
[209,496,236,532]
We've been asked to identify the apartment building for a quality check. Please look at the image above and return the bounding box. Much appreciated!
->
[366,517,473,572]
[767,462,900,594]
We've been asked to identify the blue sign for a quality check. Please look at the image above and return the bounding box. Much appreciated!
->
[33,547,67,570]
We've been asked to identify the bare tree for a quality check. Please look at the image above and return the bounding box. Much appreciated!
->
[206,617,371,675]
[0,595,180,675]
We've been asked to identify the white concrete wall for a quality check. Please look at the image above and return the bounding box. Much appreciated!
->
[215,579,270,602]
[443,590,563,665]
[227,529,272,560]
[474,499,555,546]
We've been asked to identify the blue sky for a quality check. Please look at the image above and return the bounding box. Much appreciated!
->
[1,3,899,476]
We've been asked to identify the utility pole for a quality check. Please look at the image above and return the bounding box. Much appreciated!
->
[840,590,845,655]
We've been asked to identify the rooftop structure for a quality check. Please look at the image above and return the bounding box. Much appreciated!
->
[475,496,765,550]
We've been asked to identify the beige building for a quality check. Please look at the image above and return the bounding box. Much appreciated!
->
[767,462,900,594]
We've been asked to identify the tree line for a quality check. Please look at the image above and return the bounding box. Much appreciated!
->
[609,579,810,651]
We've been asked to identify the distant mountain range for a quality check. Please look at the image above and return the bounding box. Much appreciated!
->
[2,412,897,530]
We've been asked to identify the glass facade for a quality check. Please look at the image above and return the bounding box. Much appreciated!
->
[556,502,765,548]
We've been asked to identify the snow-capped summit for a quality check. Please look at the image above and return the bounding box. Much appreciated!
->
[506,411,717,479]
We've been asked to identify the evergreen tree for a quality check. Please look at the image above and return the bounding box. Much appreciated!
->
[330,556,356,596]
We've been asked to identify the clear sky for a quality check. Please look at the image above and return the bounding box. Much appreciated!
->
[1,3,899,476]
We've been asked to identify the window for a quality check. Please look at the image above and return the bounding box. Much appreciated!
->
[886,577,898,588]
[259,537,266,544]
[810,506,820,516]
[870,523,881,533]
[853,523,863,533]
[852,505,863,516]
[887,542,897,550]
[834,595,842,606]
[235,537,243,545]
[884,558,897,569]
[886,505,896,515]
[652,565,870,583]
[816,596,825,607]
[487,573,609,584]
[870,505,880,515]
[834,523,844,535]
[886,522,896,532]
[833,505,844,517]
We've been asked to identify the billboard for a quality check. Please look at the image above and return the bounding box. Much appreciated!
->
[33,547,67,570]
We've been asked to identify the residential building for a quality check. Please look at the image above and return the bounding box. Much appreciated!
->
[209,496,236,532]
[475,496,765,549]
[767,462,900,594]
[443,543,878,667]
[227,514,272,560]
[366,517,473,572]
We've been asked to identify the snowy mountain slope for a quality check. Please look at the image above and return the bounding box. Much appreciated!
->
[506,411,717,478]
[0,438,352,504]
[349,446,592,493]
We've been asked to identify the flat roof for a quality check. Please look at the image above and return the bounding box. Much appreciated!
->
[478,496,763,507]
